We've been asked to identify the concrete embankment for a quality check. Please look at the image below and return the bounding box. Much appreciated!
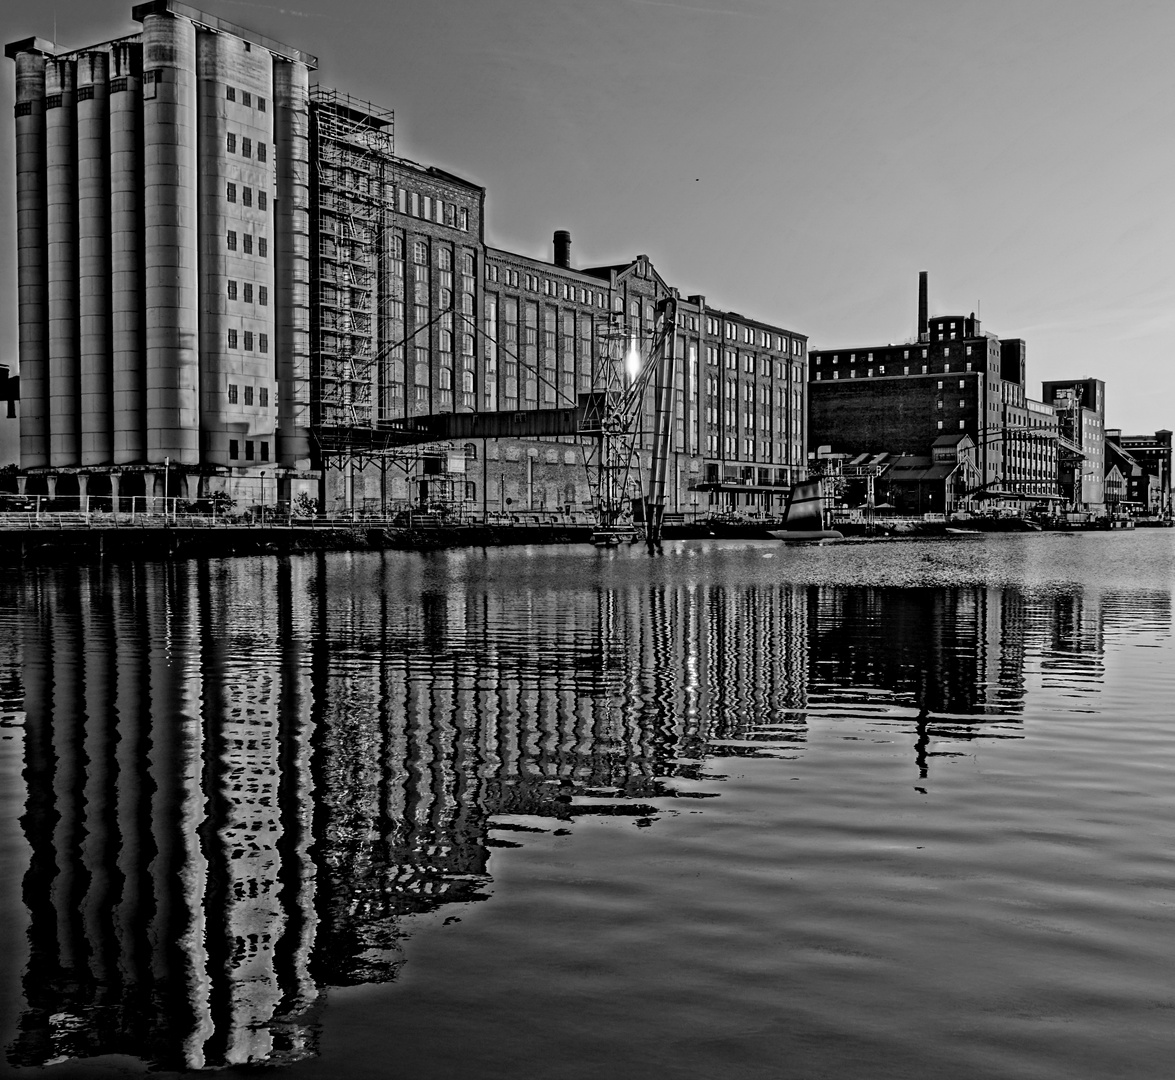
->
[0,522,602,564]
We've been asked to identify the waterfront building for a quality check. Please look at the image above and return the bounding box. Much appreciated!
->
[5,2,807,518]
[1105,429,1171,516]
[808,273,1066,513]
[1040,378,1106,513]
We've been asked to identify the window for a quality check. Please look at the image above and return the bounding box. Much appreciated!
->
[229,439,239,459]
[259,333,268,354]
[245,440,254,460]
[259,387,269,407]
[242,91,251,108]
[244,283,253,303]
[258,238,267,258]
[228,280,238,300]
[260,441,269,461]
[242,187,252,207]
[414,241,428,265]
[244,330,254,351]
[242,137,252,157]
[257,97,265,112]
[459,207,468,230]
[959,419,965,430]
[244,385,254,405]
[258,190,267,211]
[937,380,944,389]
[258,285,268,306]
[227,231,237,251]
[226,86,235,102]
[959,379,965,388]
[243,234,253,254]
[937,420,943,430]
[228,383,238,403]
[226,182,237,203]
[226,132,236,153]
[227,329,238,349]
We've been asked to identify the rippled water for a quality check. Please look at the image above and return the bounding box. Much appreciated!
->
[1,532,1173,1078]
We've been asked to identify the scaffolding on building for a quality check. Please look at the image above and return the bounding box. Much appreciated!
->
[309,87,395,459]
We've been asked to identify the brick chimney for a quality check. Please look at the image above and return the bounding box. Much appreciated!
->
[918,270,929,343]
[554,230,572,269]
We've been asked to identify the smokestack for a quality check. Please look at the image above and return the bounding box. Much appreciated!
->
[918,270,928,343]
[554,229,571,269]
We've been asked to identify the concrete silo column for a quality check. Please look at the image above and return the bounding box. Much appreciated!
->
[274,57,312,472]
[77,51,113,465]
[142,13,200,466]
[110,42,146,464]
[46,56,80,467]
[12,48,50,467]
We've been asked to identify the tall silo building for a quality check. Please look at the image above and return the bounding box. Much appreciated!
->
[6,1,318,508]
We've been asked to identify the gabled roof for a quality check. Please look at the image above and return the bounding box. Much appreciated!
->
[579,255,672,295]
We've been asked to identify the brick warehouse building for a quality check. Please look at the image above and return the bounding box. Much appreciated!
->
[808,272,1067,512]
[5,2,808,518]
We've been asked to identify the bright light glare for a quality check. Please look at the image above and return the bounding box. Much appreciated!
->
[625,338,641,380]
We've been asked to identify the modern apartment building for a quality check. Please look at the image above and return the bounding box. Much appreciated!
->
[6,1,807,517]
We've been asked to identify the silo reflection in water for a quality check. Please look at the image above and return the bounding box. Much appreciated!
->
[2,545,1167,1073]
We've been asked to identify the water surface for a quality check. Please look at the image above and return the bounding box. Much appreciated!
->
[1,532,1173,1078]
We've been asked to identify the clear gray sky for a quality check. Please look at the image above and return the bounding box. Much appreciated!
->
[3,0,1173,432]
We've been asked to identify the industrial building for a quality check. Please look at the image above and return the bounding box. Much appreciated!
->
[1040,378,1106,513]
[808,272,1075,514]
[1104,428,1171,516]
[5,1,807,519]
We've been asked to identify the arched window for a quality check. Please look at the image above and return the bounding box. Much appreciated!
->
[391,235,404,258]
[463,442,478,461]
[461,252,474,275]
[439,330,453,354]
[462,369,475,393]
[461,333,474,356]
[413,241,428,265]
[438,248,452,271]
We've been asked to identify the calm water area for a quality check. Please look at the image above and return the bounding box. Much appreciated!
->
[1,532,1173,1079]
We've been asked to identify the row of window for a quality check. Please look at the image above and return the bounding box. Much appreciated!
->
[226,184,268,210]
[226,231,268,257]
[228,439,269,462]
[227,280,268,304]
[225,86,266,112]
[226,329,269,352]
[226,384,270,407]
[813,362,978,381]
[398,190,470,231]
[225,132,268,162]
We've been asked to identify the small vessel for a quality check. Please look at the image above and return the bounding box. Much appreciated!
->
[591,527,635,547]
[767,481,844,543]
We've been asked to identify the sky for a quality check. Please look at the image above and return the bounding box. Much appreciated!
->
[2,0,1173,432]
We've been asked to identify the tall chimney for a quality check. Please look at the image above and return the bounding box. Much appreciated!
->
[918,270,928,343]
[554,229,571,269]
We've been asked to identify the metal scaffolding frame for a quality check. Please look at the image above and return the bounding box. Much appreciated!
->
[309,87,394,459]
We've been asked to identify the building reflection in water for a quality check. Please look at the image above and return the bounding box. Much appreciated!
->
[4,554,1170,1070]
